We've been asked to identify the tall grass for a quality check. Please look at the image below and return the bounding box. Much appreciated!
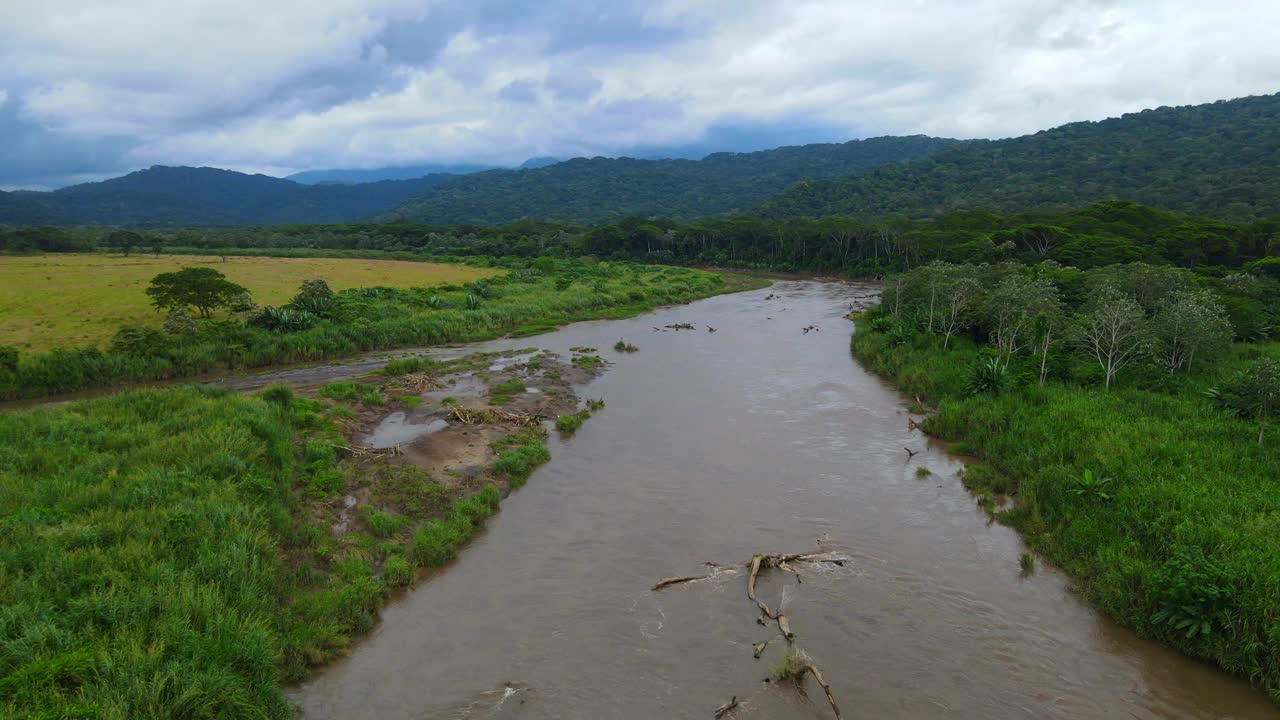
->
[0,374,568,717]
[852,323,1280,702]
[1,261,747,400]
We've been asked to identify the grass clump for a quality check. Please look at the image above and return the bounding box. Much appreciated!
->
[769,647,804,681]
[381,555,415,587]
[613,340,639,352]
[383,356,439,376]
[318,380,383,406]
[1020,552,1036,573]
[488,377,526,405]
[914,466,932,478]
[492,437,552,487]
[556,410,591,434]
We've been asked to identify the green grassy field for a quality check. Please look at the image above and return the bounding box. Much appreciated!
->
[0,254,496,352]
[0,260,762,400]
[852,323,1280,703]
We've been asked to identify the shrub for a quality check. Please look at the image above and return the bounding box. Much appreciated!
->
[1151,547,1234,640]
[259,383,295,405]
[965,357,1008,396]
[0,345,17,373]
[108,325,170,357]
[164,308,197,335]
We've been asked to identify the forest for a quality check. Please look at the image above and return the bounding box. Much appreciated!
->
[760,93,1280,222]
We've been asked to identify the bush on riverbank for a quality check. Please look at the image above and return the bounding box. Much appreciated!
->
[852,323,1280,702]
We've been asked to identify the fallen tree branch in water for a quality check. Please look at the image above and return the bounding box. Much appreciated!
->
[652,574,711,591]
[652,547,849,720]
[796,663,842,720]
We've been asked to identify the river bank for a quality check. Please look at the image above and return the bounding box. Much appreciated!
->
[850,318,1280,706]
[293,280,1274,719]
[3,280,1275,719]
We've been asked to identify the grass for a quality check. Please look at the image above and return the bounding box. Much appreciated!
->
[613,340,639,353]
[0,387,308,719]
[2,261,746,400]
[487,378,526,405]
[490,429,552,488]
[0,253,496,352]
[914,466,932,477]
[0,367,573,717]
[853,321,1280,702]
[555,410,591,434]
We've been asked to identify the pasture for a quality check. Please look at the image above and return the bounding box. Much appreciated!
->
[0,253,496,351]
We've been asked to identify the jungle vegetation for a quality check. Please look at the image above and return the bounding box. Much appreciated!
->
[853,258,1280,702]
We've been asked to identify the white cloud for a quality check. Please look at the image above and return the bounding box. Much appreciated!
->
[1,0,1279,185]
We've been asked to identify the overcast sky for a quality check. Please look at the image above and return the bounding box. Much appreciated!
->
[2,0,1278,189]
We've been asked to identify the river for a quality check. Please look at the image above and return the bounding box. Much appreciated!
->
[282,280,1273,719]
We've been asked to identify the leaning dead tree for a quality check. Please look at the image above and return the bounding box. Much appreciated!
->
[652,549,847,719]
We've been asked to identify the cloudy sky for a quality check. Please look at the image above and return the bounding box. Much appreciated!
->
[2,0,1278,189]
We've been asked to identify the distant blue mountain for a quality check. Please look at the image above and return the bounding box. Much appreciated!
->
[518,156,562,169]
[286,164,498,185]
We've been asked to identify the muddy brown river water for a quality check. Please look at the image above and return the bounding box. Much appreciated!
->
[266,280,1273,719]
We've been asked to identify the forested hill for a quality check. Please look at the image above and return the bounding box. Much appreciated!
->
[0,166,457,226]
[376,135,959,225]
[758,93,1280,222]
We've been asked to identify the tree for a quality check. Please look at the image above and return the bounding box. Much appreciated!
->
[1150,290,1233,373]
[104,230,143,257]
[937,269,982,350]
[152,242,163,258]
[1078,288,1148,389]
[986,274,1064,380]
[145,267,247,319]
[1210,359,1280,443]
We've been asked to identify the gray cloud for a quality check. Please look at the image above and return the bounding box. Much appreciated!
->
[498,79,540,104]
[1,0,1278,187]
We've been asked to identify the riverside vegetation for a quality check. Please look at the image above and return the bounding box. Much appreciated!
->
[853,258,1280,702]
[0,258,748,400]
[0,378,544,719]
[0,258,748,718]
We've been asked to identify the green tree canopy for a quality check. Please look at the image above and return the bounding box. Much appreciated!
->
[145,267,248,319]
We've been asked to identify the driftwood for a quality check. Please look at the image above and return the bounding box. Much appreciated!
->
[653,549,848,720]
[391,371,441,392]
[333,444,401,459]
[797,663,842,720]
[450,406,545,427]
[651,574,711,591]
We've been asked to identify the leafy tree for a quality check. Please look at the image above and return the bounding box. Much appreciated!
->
[105,230,143,257]
[937,270,982,350]
[1150,290,1233,373]
[1088,263,1196,313]
[145,267,247,319]
[987,274,1060,365]
[1078,288,1148,389]
[1209,358,1280,443]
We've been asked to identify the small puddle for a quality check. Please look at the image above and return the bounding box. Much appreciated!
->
[362,412,448,449]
